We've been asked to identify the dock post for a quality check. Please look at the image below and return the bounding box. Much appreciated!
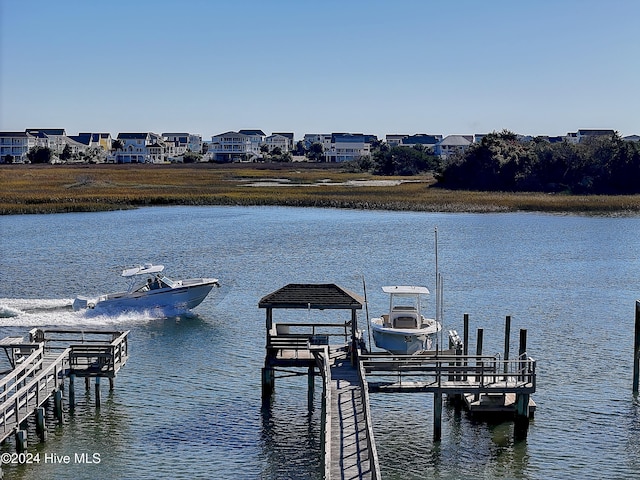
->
[503,315,511,376]
[109,377,115,391]
[95,377,101,408]
[262,367,275,401]
[36,407,47,442]
[514,393,530,440]
[433,391,443,441]
[85,377,91,391]
[475,329,484,400]
[518,329,528,382]
[69,374,76,409]
[634,301,640,394]
[307,366,315,411]
[54,389,63,421]
[463,314,469,380]
[14,430,27,453]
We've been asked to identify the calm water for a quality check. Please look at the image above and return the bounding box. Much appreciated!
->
[1,206,640,479]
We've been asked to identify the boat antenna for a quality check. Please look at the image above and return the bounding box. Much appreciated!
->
[362,275,372,352]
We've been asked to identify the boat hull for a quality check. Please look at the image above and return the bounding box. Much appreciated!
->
[73,280,217,312]
[371,325,432,355]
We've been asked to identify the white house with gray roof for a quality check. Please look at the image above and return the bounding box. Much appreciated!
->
[434,135,473,158]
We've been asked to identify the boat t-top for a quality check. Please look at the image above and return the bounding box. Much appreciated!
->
[369,285,441,355]
[73,264,219,312]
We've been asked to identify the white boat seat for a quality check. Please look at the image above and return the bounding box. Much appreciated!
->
[393,315,418,329]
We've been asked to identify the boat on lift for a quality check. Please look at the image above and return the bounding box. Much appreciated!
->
[369,285,441,355]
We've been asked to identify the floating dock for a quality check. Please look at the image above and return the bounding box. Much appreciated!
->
[0,328,129,451]
[260,283,536,480]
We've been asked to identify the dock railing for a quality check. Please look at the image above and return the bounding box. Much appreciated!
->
[357,348,382,480]
[0,346,69,440]
[269,321,351,346]
[313,345,332,480]
[28,328,130,377]
[360,353,536,393]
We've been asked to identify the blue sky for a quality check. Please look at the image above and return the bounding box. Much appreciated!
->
[1,0,639,140]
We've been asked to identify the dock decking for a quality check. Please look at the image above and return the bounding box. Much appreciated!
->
[0,328,130,448]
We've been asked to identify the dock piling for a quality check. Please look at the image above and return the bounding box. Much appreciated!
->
[503,316,511,376]
[634,301,640,394]
[54,389,63,421]
[433,391,443,441]
[69,373,76,409]
[95,377,101,408]
[36,407,46,442]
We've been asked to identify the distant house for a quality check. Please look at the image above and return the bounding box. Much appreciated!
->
[271,132,295,151]
[324,133,371,162]
[399,134,442,151]
[114,132,166,163]
[0,131,36,163]
[25,128,68,154]
[434,135,473,158]
[264,134,291,153]
[386,134,407,147]
[238,129,266,158]
[161,133,203,156]
[210,131,253,162]
[566,129,616,144]
[69,133,112,151]
[623,135,640,142]
[303,134,332,152]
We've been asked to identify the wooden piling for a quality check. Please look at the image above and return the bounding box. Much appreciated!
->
[504,315,511,375]
[433,391,443,441]
[262,367,275,400]
[307,366,315,411]
[69,374,76,409]
[36,407,47,442]
[634,301,640,394]
[14,430,27,453]
[95,377,101,408]
[54,389,63,421]
[463,314,469,380]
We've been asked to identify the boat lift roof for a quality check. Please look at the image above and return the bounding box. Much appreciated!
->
[382,285,430,295]
[121,264,165,277]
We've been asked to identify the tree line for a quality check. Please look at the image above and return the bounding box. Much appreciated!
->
[435,130,640,194]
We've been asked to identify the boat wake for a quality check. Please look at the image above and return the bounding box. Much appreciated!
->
[0,298,189,327]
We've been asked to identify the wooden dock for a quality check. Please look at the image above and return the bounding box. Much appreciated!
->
[260,283,537,479]
[0,328,129,450]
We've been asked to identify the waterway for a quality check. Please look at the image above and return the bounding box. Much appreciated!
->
[1,206,639,479]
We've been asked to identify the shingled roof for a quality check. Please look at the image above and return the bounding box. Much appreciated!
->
[258,283,363,310]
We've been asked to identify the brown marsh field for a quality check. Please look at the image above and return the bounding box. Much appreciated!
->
[2,163,640,215]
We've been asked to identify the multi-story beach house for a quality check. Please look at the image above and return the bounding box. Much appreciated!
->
[324,133,371,162]
[25,129,69,155]
[269,132,295,152]
[303,134,332,151]
[0,131,36,163]
[209,131,253,162]
[162,133,203,155]
[399,134,442,151]
[264,134,291,153]
[114,132,166,163]
[433,135,473,158]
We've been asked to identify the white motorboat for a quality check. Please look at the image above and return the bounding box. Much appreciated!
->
[73,264,219,312]
[370,285,441,355]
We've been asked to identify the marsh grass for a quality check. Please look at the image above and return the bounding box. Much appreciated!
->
[2,163,640,215]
